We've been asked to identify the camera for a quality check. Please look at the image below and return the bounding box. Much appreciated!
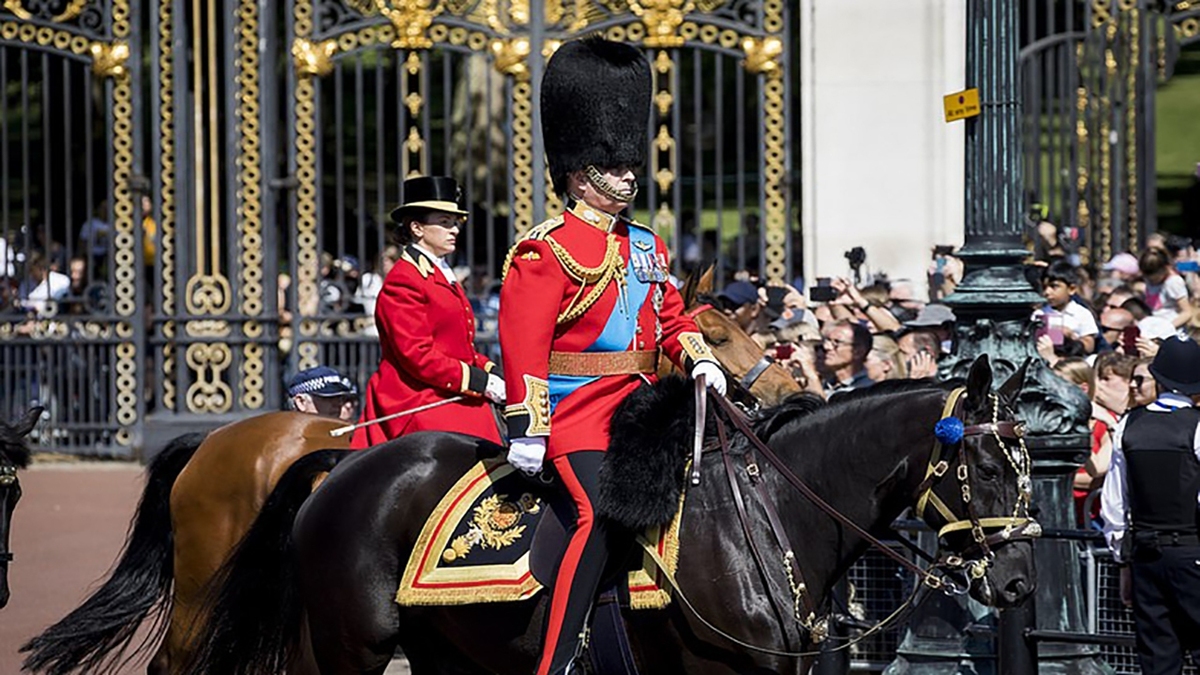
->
[844,247,866,270]
[809,277,837,303]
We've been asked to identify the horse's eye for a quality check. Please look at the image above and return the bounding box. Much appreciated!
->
[978,464,1001,482]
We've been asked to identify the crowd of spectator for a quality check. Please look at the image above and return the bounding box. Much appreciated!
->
[700,231,1200,530]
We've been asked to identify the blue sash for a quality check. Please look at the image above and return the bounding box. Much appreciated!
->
[548,226,656,412]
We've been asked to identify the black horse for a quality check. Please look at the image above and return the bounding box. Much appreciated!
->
[188,356,1036,675]
[1,406,43,609]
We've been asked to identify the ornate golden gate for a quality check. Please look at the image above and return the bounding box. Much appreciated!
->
[0,0,794,454]
[283,0,795,396]
[0,0,139,455]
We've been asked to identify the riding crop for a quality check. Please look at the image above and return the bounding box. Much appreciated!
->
[329,396,466,437]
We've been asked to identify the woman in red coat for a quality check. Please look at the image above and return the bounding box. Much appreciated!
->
[350,176,505,449]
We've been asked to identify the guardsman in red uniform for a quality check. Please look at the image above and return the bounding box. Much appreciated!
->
[498,38,726,675]
[350,176,504,449]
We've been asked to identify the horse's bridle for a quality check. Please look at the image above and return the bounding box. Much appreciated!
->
[684,304,776,393]
[705,386,1040,646]
[912,387,1041,583]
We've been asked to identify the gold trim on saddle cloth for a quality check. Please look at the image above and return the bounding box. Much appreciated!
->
[547,350,657,377]
[395,458,688,610]
[627,480,687,610]
[396,459,544,606]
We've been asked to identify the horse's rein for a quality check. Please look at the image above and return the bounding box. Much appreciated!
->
[673,388,1039,654]
[710,395,940,590]
[632,393,934,657]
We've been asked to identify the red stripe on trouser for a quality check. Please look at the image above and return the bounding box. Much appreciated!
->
[535,455,596,675]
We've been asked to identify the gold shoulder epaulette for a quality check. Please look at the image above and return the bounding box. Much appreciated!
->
[522,215,564,241]
[501,216,564,281]
[626,217,654,232]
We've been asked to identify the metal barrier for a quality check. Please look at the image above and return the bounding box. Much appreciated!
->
[844,549,913,671]
[830,523,1200,672]
[1081,545,1198,675]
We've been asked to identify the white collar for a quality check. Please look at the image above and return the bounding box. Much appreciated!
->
[1153,392,1196,410]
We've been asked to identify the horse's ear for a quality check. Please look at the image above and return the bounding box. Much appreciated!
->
[696,265,715,297]
[13,406,43,438]
[681,264,715,309]
[965,355,993,412]
[681,270,699,309]
[997,358,1031,409]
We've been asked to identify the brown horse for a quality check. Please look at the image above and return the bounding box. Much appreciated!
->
[665,267,800,407]
[20,413,347,675]
[21,271,789,675]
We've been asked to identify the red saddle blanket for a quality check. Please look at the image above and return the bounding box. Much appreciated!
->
[395,457,683,609]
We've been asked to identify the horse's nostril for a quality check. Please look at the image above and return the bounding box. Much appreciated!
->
[1004,577,1028,599]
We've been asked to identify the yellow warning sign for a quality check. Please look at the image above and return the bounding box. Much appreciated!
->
[943,88,980,123]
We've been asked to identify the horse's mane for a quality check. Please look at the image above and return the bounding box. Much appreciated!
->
[750,393,826,439]
[750,378,960,443]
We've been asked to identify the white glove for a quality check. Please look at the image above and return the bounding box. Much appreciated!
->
[691,361,727,396]
[507,437,547,475]
[484,373,506,404]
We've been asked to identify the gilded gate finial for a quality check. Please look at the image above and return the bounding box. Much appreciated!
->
[491,37,530,79]
[378,0,443,50]
[742,36,782,74]
[292,38,337,77]
[628,0,694,48]
[89,41,130,78]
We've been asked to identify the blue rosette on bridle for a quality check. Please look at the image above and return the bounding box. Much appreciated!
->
[934,416,965,446]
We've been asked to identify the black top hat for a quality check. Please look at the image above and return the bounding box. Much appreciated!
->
[1149,336,1200,396]
[389,176,469,224]
[541,37,651,196]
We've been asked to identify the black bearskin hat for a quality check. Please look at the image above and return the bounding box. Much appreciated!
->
[541,37,651,196]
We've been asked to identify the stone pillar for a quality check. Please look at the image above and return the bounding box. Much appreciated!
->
[886,0,1108,673]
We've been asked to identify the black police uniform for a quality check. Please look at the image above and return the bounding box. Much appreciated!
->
[1119,402,1200,674]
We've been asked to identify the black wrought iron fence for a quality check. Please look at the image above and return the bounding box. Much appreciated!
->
[1085,545,1198,675]
[831,527,1190,672]
[845,548,912,671]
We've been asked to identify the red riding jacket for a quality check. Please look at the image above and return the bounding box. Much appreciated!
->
[351,245,502,449]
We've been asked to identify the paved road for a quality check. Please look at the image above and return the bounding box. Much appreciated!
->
[1,463,410,674]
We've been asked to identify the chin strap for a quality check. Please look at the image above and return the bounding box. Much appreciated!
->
[585,165,638,203]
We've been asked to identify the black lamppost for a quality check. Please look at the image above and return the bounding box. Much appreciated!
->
[886,1,1106,672]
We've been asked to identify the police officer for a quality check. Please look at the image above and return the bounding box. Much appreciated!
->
[286,366,359,422]
[498,37,725,675]
[1101,336,1200,674]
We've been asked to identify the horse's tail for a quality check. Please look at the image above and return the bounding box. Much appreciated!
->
[20,432,208,675]
[182,448,350,675]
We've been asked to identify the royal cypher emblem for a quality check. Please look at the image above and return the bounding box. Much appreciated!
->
[441,493,541,563]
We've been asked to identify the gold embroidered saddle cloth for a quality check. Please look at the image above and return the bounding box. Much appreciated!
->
[395,457,683,609]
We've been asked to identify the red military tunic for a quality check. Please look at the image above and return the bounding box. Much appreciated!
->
[351,245,502,449]
[499,201,716,458]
